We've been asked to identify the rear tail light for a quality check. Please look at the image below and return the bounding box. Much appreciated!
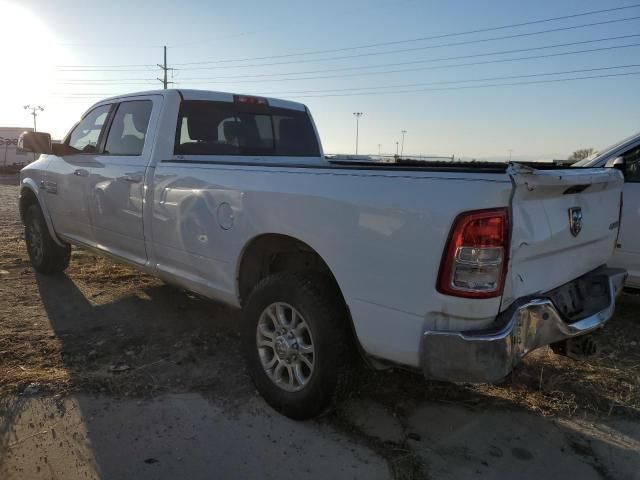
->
[437,208,509,298]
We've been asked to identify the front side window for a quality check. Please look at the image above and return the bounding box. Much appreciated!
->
[104,100,153,156]
[67,104,111,153]
[175,100,319,157]
[623,145,640,182]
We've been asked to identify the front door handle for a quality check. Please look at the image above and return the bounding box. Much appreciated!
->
[74,168,89,177]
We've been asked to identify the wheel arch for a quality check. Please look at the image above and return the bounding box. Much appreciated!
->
[19,179,66,247]
[236,232,371,368]
[236,233,346,307]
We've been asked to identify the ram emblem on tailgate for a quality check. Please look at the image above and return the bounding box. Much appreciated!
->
[569,207,583,237]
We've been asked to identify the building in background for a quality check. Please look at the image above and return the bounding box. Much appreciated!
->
[0,127,33,172]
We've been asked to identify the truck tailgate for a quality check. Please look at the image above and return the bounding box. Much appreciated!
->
[503,164,624,309]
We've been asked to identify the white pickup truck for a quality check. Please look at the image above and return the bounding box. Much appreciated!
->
[573,132,640,289]
[18,89,626,419]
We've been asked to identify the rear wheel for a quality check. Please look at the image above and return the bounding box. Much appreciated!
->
[243,271,351,419]
[24,204,70,274]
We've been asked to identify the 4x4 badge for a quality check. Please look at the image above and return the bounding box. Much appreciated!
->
[569,207,583,237]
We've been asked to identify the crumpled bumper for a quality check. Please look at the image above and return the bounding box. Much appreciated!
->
[421,268,627,383]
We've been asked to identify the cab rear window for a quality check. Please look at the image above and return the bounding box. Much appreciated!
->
[174,100,320,157]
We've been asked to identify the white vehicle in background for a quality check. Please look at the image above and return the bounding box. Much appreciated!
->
[573,132,640,289]
[17,89,627,419]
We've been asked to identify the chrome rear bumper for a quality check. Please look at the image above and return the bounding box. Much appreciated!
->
[421,268,627,383]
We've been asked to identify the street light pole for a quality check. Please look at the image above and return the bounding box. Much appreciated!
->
[395,141,399,156]
[353,112,363,155]
[400,130,407,157]
[24,105,44,132]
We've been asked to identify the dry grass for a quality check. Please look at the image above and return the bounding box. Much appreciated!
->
[479,341,640,417]
[507,296,640,417]
[347,297,640,419]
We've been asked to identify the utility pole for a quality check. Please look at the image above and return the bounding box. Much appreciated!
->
[352,112,363,155]
[23,105,44,132]
[400,130,407,157]
[395,141,399,156]
[157,45,174,89]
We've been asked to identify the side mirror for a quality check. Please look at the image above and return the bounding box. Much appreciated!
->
[17,131,52,155]
[604,156,624,170]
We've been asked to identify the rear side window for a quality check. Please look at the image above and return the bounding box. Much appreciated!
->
[174,100,319,157]
[105,100,152,156]
[67,104,111,153]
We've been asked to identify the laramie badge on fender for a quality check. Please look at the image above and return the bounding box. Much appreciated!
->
[569,206,583,237]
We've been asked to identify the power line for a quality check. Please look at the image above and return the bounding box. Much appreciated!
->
[49,63,640,99]
[50,41,161,49]
[277,71,640,98]
[42,4,640,101]
[48,0,418,50]
[170,38,640,84]
[53,39,640,88]
[172,3,640,64]
[50,94,119,97]
[54,66,160,73]
[55,77,158,83]
[48,69,640,100]
[255,64,640,95]
[52,7,640,72]
[171,0,418,48]
[148,16,640,70]
[55,63,156,69]
[57,81,158,85]
[48,1,418,51]
[172,14,640,69]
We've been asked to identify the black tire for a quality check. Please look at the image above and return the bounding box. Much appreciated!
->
[24,204,71,274]
[243,271,351,420]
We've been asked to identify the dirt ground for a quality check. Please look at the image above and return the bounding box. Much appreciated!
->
[0,179,639,479]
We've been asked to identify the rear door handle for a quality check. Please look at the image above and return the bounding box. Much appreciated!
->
[74,168,89,177]
[121,174,143,183]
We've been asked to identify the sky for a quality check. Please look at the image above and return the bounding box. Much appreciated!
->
[1,0,639,160]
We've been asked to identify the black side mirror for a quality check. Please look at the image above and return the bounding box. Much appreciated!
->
[18,131,52,155]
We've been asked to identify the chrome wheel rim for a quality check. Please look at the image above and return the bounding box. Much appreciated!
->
[26,218,44,264]
[257,302,315,392]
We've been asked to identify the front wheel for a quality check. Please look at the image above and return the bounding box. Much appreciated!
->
[243,272,351,419]
[24,204,71,274]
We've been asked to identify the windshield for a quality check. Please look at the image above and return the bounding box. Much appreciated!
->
[573,131,640,166]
